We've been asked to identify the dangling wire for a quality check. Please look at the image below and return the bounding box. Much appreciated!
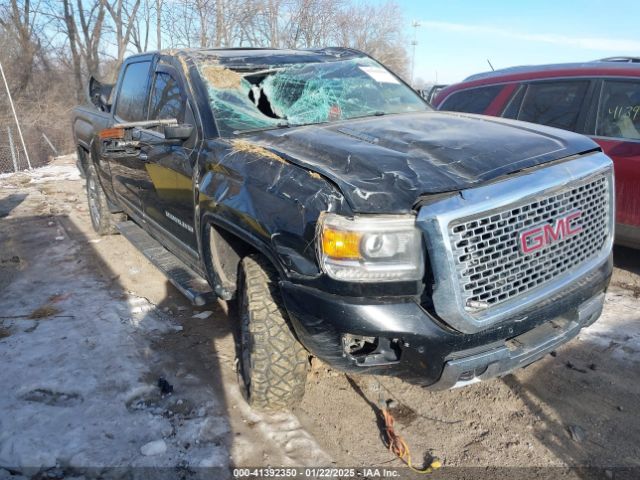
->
[381,407,442,474]
[373,378,442,474]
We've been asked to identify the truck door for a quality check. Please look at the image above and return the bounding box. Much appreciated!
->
[107,59,153,215]
[139,65,199,252]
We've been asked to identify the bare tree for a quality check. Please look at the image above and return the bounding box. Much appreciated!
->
[130,0,153,53]
[162,0,208,48]
[208,0,253,48]
[61,0,82,101]
[281,0,342,48]
[334,1,409,78]
[214,0,223,46]
[155,0,162,50]
[56,0,105,100]
[0,1,78,167]
[251,0,286,48]
[227,0,264,47]
[196,0,213,47]
[100,0,141,71]
[161,0,187,48]
[0,0,42,95]
[0,0,411,171]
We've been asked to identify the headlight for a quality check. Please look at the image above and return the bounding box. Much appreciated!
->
[318,213,424,282]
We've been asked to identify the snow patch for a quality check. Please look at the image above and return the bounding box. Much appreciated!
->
[579,287,640,363]
[0,208,227,472]
[0,155,80,183]
[0,156,331,476]
[140,439,167,456]
[227,382,331,467]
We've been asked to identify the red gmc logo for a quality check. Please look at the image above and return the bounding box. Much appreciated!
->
[519,211,583,254]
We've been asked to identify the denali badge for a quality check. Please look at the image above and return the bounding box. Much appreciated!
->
[519,211,582,254]
[165,211,194,233]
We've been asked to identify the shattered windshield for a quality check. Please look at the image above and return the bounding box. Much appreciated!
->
[195,56,429,136]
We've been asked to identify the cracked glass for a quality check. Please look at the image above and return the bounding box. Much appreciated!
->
[195,56,429,137]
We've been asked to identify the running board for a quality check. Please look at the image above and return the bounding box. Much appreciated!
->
[116,221,216,306]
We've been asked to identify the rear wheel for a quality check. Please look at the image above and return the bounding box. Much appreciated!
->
[85,162,125,235]
[237,254,309,411]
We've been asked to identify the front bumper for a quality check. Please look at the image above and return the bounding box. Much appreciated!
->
[280,254,612,388]
[437,291,603,389]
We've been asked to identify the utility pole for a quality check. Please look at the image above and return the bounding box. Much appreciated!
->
[0,61,31,170]
[410,20,420,88]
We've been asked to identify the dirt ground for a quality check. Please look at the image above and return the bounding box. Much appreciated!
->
[1,156,639,479]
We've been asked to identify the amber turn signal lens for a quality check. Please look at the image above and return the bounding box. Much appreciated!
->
[99,127,125,140]
[321,227,362,260]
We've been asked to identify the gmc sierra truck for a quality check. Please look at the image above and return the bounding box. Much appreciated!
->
[72,48,614,411]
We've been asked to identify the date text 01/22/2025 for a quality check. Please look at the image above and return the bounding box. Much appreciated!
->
[232,467,401,477]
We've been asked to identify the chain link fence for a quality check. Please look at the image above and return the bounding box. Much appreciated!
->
[0,113,73,174]
[0,123,29,173]
[0,86,75,174]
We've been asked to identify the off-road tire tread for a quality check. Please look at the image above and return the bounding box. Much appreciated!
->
[240,254,308,410]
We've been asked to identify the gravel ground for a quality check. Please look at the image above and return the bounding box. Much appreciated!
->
[1,156,638,479]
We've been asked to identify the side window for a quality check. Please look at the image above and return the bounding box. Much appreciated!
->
[595,79,640,140]
[439,85,502,114]
[148,71,185,122]
[517,81,589,131]
[502,85,526,119]
[114,61,151,122]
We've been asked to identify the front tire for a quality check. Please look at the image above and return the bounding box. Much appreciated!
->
[85,162,125,235]
[237,254,309,411]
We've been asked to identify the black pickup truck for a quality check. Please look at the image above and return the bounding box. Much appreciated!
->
[72,48,614,410]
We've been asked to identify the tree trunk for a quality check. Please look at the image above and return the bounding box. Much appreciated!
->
[62,0,84,101]
[156,0,162,50]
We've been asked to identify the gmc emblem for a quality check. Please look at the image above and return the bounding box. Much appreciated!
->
[519,211,582,254]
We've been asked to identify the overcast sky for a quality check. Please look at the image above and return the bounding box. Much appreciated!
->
[392,0,640,85]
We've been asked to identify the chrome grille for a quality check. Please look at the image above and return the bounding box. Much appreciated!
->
[449,175,610,314]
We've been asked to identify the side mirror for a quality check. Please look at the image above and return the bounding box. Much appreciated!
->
[99,93,111,110]
[164,124,194,141]
[88,76,113,112]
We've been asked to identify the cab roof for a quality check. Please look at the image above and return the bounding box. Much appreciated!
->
[128,47,366,67]
[464,60,640,83]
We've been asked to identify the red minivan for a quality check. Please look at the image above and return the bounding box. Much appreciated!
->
[433,60,640,248]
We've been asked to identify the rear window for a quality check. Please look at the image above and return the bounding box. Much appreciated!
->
[517,81,589,131]
[115,61,151,122]
[595,79,640,140]
[148,71,185,122]
[439,85,502,114]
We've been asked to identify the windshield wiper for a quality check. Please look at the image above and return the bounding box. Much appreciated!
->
[233,111,389,135]
[233,121,289,135]
[350,111,387,120]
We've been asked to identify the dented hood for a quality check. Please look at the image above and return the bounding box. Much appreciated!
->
[251,111,599,214]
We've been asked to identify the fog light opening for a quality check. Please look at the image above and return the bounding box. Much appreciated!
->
[342,334,402,366]
[343,334,378,357]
